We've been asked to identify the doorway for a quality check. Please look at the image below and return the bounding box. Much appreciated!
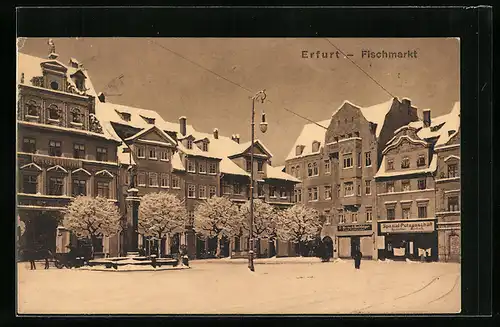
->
[322,236,334,258]
[350,236,360,257]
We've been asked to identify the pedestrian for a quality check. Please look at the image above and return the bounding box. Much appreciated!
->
[420,249,427,262]
[354,249,362,269]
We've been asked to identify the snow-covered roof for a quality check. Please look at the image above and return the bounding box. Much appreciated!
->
[265,165,301,183]
[124,125,177,145]
[286,98,397,161]
[117,143,135,165]
[171,152,185,171]
[382,135,429,155]
[374,154,437,179]
[17,53,98,98]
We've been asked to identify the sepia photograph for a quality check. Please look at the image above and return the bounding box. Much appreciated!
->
[16,37,461,315]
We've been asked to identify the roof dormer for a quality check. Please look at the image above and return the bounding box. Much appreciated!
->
[115,109,131,122]
[195,138,210,152]
[140,115,155,125]
[312,140,320,153]
[296,145,305,156]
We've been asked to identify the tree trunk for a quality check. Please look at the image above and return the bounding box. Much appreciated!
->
[216,235,222,258]
[158,233,162,258]
[90,235,96,259]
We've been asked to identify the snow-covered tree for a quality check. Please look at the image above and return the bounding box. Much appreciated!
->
[63,196,122,254]
[138,192,187,256]
[193,196,242,257]
[276,204,322,255]
[239,199,277,239]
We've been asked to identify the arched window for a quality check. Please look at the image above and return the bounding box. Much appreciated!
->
[26,100,39,116]
[48,104,60,120]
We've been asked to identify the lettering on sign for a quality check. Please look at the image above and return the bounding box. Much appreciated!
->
[337,224,372,232]
[380,221,435,234]
[33,155,82,169]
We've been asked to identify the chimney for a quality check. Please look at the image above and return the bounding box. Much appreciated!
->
[97,92,106,103]
[423,109,431,128]
[213,128,219,139]
[179,116,187,136]
[448,130,456,136]
[231,134,240,144]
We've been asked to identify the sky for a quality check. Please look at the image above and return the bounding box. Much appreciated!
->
[17,38,460,165]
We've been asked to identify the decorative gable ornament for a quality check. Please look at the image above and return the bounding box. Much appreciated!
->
[47,165,68,173]
[89,114,104,134]
[95,170,114,178]
[20,163,42,171]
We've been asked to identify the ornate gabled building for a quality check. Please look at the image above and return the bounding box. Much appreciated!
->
[285,97,419,259]
[17,48,121,255]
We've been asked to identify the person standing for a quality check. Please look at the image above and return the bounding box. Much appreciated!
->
[353,248,362,269]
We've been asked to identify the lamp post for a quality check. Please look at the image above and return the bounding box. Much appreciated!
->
[249,90,267,272]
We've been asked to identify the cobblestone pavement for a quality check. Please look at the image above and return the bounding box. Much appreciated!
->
[17,259,460,315]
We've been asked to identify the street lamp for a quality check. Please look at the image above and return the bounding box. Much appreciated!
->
[249,90,267,272]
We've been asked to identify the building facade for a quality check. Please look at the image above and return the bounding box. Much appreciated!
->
[17,50,121,256]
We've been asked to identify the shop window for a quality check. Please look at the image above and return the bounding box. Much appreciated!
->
[96,147,108,161]
[72,179,86,196]
[97,181,110,198]
[418,206,427,218]
[418,179,427,190]
[49,140,62,157]
[448,196,459,212]
[222,182,232,194]
[387,208,395,220]
[23,137,36,153]
[73,143,85,159]
[22,175,38,194]
[295,189,302,202]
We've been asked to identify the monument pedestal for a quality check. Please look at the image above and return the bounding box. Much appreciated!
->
[125,188,140,256]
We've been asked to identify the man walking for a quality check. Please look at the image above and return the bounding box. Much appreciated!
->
[353,248,362,269]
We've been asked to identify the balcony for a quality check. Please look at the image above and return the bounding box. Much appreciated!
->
[341,195,362,207]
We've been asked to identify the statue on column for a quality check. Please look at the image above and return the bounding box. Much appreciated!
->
[128,164,137,189]
[48,39,56,55]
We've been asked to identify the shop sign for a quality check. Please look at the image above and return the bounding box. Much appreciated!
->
[380,220,435,233]
[337,223,372,232]
[33,155,82,169]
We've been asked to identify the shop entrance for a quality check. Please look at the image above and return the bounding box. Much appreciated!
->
[350,236,360,257]
[322,236,334,258]
[21,210,61,254]
[384,232,438,261]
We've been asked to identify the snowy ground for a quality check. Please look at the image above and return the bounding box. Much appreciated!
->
[17,259,460,315]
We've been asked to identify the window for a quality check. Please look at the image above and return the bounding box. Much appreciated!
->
[202,142,208,152]
[199,185,207,199]
[160,174,170,188]
[344,182,354,197]
[365,180,371,195]
[187,184,196,198]
[324,210,331,224]
[97,181,110,198]
[222,182,232,194]
[48,104,60,120]
[172,176,180,189]
[280,187,287,198]
[357,153,362,168]
[199,161,207,174]
[23,138,36,153]
[402,208,411,219]
[209,186,217,198]
[137,172,146,187]
[418,179,427,190]
[72,179,86,196]
[308,162,319,176]
[324,160,331,174]
[295,165,301,178]
[258,183,265,197]
[187,211,195,226]
[209,162,217,174]
[366,208,373,222]
[270,185,277,198]
[137,146,145,158]
[401,157,410,169]
[386,181,395,193]
[387,159,394,170]
[49,140,62,157]
[448,196,459,212]
[291,166,296,177]
[365,152,372,166]
[257,161,264,172]
[336,185,340,199]
[387,208,395,220]
[148,172,158,187]
[418,206,427,218]
[246,160,252,172]
[339,211,346,224]
[295,189,302,202]
[343,153,353,168]
[187,140,193,150]
[448,164,458,178]
[417,155,426,167]
[308,187,318,201]
[48,177,64,195]
[148,147,157,160]
[96,147,108,162]
[22,175,37,194]
[352,212,358,223]
[26,100,39,116]
[160,150,170,161]
[234,182,242,195]
[357,184,361,196]
[50,81,59,90]
[402,180,411,192]
[73,144,85,159]
[313,162,319,175]
[187,160,196,173]
[324,185,332,200]
[307,163,313,177]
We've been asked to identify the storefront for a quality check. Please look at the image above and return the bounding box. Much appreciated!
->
[378,218,438,261]
[336,223,374,259]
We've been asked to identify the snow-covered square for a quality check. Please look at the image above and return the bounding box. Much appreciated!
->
[17,259,460,315]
